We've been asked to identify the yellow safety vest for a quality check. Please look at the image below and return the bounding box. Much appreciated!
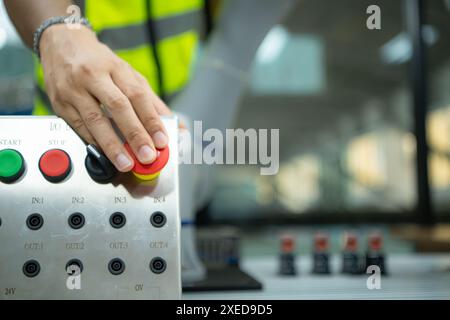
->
[34,0,203,115]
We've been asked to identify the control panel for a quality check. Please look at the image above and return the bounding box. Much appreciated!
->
[0,116,180,299]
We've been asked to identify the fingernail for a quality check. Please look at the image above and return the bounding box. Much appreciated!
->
[116,153,133,171]
[138,145,156,163]
[152,131,168,148]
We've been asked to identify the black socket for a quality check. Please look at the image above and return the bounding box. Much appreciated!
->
[0,217,2,227]
[23,260,40,278]
[150,257,167,274]
[150,211,166,228]
[68,213,85,229]
[109,212,126,229]
[108,258,125,275]
[66,259,84,274]
[26,213,43,230]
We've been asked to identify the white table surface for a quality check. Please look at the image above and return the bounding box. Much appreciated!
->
[183,254,450,300]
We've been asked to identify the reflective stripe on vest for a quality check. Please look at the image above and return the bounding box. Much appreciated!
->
[98,10,202,50]
[33,0,203,115]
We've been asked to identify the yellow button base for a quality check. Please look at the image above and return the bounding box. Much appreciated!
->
[132,171,161,181]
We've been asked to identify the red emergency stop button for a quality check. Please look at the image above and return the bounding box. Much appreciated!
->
[39,149,72,183]
[124,143,169,181]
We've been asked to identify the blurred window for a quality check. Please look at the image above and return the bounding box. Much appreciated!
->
[208,0,419,223]
[426,0,450,218]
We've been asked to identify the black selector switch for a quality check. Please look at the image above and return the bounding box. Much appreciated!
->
[85,144,117,183]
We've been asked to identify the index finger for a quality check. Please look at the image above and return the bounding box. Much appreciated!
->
[88,76,157,165]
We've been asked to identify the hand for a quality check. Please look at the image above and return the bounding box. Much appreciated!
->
[39,24,172,172]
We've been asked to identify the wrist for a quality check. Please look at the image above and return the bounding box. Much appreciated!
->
[40,24,96,59]
[34,16,94,60]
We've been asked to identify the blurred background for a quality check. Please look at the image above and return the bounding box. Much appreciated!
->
[3,0,450,298]
[204,0,450,228]
[1,0,450,228]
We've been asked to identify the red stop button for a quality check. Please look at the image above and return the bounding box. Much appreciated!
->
[124,143,169,180]
[39,149,72,183]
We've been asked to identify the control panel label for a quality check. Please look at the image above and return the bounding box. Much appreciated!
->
[154,196,166,203]
[4,288,16,296]
[49,139,67,146]
[49,122,71,132]
[109,241,128,250]
[31,197,44,205]
[114,196,127,204]
[149,241,168,249]
[24,242,43,250]
[66,242,85,250]
[0,139,21,146]
[135,284,143,291]
[71,196,85,204]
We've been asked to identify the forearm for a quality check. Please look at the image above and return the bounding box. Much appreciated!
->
[4,0,73,48]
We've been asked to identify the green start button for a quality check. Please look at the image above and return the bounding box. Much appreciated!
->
[0,149,25,183]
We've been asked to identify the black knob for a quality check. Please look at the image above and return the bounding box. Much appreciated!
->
[85,145,117,183]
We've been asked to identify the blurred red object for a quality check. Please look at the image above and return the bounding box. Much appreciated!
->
[343,232,358,252]
[368,232,383,251]
[314,232,329,252]
[280,234,295,254]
